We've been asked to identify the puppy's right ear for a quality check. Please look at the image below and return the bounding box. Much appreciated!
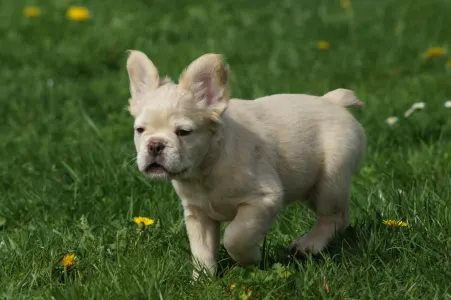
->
[126,50,160,105]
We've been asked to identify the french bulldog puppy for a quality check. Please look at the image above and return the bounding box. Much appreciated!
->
[125,50,366,279]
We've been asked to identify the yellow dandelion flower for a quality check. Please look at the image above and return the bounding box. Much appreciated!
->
[446,59,451,67]
[66,6,91,22]
[422,47,446,59]
[316,40,330,50]
[230,282,236,289]
[61,253,77,268]
[133,216,154,226]
[239,288,252,300]
[23,6,41,18]
[382,219,408,228]
[340,0,352,9]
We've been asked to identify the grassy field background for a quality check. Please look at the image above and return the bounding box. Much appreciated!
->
[1,0,451,299]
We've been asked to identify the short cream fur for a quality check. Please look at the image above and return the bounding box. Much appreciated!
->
[126,50,367,280]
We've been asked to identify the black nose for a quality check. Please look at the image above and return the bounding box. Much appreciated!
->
[147,140,165,156]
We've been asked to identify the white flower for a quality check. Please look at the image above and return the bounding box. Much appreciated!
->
[404,102,425,117]
[386,116,398,126]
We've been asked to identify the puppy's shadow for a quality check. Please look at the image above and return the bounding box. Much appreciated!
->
[216,219,404,277]
[264,225,363,269]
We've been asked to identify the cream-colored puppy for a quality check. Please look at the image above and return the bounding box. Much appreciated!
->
[125,50,366,279]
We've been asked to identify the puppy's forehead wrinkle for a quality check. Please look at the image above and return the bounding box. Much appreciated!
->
[136,85,179,113]
[134,85,206,129]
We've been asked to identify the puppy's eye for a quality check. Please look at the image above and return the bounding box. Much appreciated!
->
[135,127,145,134]
[175,129,192,137]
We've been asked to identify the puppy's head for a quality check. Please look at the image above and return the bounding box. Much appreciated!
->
[126,50,230,180]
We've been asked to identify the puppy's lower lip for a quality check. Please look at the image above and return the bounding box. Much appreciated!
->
[143,163,188,179]
[145,163,167,174]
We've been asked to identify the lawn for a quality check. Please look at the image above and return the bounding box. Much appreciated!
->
[1,0,451,299]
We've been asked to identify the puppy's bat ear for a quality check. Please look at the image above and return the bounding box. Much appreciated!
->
[178,54,230,122]
[126,50,160,99]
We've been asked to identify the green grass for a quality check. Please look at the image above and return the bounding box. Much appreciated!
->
[1,0,451,299]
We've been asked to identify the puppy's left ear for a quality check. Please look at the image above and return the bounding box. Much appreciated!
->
[178,54,230,122]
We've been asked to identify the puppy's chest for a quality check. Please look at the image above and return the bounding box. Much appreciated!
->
[172,183,238,221]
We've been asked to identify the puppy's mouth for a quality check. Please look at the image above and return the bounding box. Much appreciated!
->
[143,163,188,179]
[144,162,168,176]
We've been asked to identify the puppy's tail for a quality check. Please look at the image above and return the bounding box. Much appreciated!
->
[322,88,364,108]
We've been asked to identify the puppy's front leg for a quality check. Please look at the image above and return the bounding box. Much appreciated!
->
[224,201,280,267]
[183,205,220,280]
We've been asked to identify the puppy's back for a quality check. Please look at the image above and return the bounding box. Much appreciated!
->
[226,93,366,202]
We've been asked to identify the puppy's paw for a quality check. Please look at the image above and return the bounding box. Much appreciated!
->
[288,234,328,257]
[191,268,215,284]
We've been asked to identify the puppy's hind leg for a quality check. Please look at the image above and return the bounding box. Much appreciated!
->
[289,171,351,256]
[290,121,365,256]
